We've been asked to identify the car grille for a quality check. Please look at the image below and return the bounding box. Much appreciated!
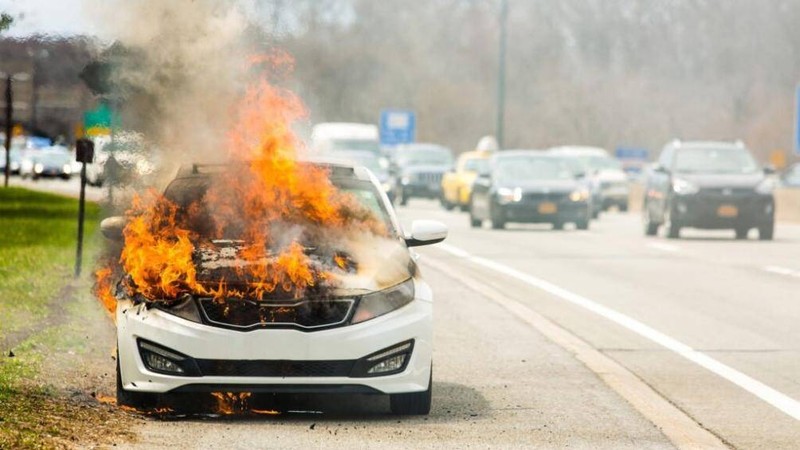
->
[198,297,354,330]
[521,192,570,203]
[195,359,355,377]
[413,172,443,184]
[698,187,755,196]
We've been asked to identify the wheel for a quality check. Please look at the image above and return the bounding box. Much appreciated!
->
[552,221,564,230]
[440,194,454,211]
[490,205,505,230]
[399,192,409,206]
[666,223,681,239]
[591,209,600,219]
[468,199,482,227]
[390,371,432,415]
[735,227,749,240]
[576,219,590,230]
[116,351,158,409]
[619,202,629,212]
[643,202,659,236]
[759,222,774,241]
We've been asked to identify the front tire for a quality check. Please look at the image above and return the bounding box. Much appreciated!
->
[759,222,774,241]
[735,227,749,240]
[576,218,590,230]
[490,205,506,230]
[390,371,432,416]
[116,351,158,409]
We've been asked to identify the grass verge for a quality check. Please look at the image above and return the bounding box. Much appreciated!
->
[0,187,134,449]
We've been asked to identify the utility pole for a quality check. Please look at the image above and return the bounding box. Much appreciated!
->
[4,75,11,188]
[495,0,509,149]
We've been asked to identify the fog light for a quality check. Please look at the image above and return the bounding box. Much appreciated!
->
[350,340,414,377]
[139,341,186,375]
[368,354,407,374]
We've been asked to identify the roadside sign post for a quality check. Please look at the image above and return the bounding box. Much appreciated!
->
[3,75,11,188]
[380,109,416,147]
[74,138,95,277]
[795,85,800,155]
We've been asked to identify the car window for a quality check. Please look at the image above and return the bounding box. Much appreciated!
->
[397,148,453,166]
[674,147,759,174]
[463,158,488,173]
[494,156,574,182]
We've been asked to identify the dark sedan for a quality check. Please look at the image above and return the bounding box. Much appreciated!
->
[643,140,775,240]
[469,151,591,230]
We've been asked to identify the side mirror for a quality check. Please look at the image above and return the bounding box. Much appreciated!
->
[654,165,670,174]
[763,165,776,175]
[405,220,448,247]
[100,216,125,241]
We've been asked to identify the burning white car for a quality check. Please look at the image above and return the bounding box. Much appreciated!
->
[100,161,447,415]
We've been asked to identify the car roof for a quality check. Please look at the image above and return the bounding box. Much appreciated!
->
[493,149,552,158]
[669,140,746,150]
[175,160,375,182]
[548,146,609,156]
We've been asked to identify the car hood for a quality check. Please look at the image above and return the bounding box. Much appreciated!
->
[674,172,765,189]
[497,179,580,193]
[595,169,627,181]
[194,236,413,299]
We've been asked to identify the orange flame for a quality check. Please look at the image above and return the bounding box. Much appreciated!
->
[98,53,386,309]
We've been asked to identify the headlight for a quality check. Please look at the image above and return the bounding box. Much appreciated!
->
[569,189,590,202]
[63,164,72,174]
[351,278,414,324]
[672,178,699,195]
[381,182,392,192]
[496,187,522,204]
[154,294,202,323]
[401,176,410,185]
[34,163,44,173]
[755,178,777,195]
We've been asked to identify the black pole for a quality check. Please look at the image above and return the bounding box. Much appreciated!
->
[496,0,509,149]
[4,75,11,188]
[75,161,87,277]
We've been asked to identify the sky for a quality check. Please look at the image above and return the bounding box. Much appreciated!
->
[0,0,97,38]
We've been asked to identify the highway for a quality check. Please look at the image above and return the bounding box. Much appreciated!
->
[8,174,799,448]
[115,199,799,449]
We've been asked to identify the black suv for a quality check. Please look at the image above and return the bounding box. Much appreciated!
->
[643,140,776,240]
[392,144,454,205]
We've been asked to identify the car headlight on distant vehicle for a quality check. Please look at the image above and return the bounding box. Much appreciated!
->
[34,163,44,174]
[401,176,410,185]
[496,187,522,204]
[755,178,777,195]
[381,182,392,193]
[569,188,590,202]
[63,164,72,174]
[351,278,414,324]
[672,178,699,195]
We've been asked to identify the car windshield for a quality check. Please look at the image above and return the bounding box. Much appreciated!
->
[495,156,575,182]
[330,151,383,174]
[330,139,380,155]
[37,150,71,165]
[463,158,489,173]
[397,148,453,166]
[583,156,622,171]
[674,147,759,174]
[164,176,393,232]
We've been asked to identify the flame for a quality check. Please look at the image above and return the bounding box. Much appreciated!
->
[93,267,117,318]
[94,56,387,307]
[211,392,252,415]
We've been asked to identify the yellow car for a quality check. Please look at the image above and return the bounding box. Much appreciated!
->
[440,151,491,211]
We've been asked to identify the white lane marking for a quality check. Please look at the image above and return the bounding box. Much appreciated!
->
[423,257,727,449]
[436,242,800,421]
[647,242,681,253]
[763,265,800,278]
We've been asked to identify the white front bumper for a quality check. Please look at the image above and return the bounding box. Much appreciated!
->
[116,287,432,395]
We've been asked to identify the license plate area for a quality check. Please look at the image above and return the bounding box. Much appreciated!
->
[538,202,558,214]
[717,204,738,217]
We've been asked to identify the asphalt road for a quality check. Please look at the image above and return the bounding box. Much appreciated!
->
[12,178,799,448]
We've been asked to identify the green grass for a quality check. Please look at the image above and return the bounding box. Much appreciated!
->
[0,187,132,449]
[0,187,101,337]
